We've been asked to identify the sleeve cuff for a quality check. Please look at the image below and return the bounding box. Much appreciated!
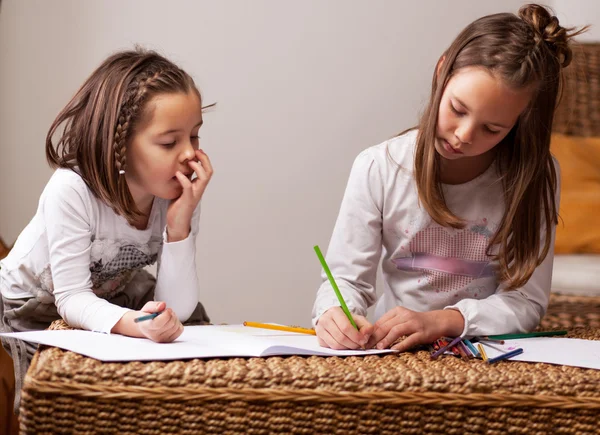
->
[312,298,339,327]
[443,306,470,337]
[96,306,132,334]
[162,226,194,244]
[162,227,196,257]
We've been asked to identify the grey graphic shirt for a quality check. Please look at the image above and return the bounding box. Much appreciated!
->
[0,169,201,333]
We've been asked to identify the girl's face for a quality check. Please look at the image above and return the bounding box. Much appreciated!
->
[436,66,532,164]
[125,91,203,208]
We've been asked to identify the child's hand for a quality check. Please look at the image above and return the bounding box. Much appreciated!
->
[166,149,213,242]
[366,307,464,352]
[315,306,373,350]
[136,301,184,343]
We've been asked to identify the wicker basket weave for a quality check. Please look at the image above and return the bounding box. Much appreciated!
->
[553,42,600,137]
[19,293,600,435]
[540,293,600,329]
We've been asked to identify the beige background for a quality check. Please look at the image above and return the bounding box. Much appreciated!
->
[0,0,596,326]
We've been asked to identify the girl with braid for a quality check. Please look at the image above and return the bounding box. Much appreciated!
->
[313,4,587,351]
[0,48,212,412]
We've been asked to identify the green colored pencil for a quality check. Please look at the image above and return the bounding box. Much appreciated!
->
[313,245,358,330]
[484,330,568,340]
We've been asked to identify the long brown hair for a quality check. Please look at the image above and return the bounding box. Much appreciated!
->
[414,4,587,289]
[46,48,202,225]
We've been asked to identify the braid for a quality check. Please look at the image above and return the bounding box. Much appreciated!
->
[113,112,129,174]
[113,70,164,175]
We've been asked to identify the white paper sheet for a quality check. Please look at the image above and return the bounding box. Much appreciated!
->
[0,324,395,362]
[479,337,600,370]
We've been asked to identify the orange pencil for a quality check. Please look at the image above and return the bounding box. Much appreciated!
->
[243,321,316,335]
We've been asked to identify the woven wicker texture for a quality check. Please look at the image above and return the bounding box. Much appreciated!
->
[541,293,600,329]
[553,42,600,137]
[19,294,600,434]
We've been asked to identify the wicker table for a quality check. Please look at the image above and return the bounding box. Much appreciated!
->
[19,294,600,434]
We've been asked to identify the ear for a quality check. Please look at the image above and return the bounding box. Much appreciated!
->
[436,55,446,79]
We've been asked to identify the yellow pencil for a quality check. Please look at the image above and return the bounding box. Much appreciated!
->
[477,343,488,362]
[243,321,316,335]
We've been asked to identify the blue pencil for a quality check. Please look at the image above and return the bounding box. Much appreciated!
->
[134,311,163,323]
[486,347,524,364]
[463,339,480,357]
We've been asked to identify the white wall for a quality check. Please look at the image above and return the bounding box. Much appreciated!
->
[2,0,588,327]
[552,0,600,41]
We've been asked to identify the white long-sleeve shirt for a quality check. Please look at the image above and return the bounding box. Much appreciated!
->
[312,130,559,337]
[0,168,201,333]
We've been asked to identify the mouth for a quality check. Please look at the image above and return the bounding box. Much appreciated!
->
[172,172,194,181]
[442,139,463,155]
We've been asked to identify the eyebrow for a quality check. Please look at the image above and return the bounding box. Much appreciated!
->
[453,98,510,129]
[157,120,203,136]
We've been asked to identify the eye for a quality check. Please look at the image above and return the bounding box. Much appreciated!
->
[484,126,501,134]
[158,140,177,149]
[450,102,465,117]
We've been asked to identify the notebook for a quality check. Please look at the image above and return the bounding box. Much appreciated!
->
[0,324,394,362]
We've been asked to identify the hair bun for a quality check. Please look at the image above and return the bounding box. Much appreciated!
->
[518,3,575,68]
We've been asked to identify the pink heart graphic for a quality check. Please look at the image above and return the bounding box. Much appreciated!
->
[392,226,494,293]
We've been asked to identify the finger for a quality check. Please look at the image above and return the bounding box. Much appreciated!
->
[367,327,389,349]
[374,310,397,328]
[188,160,207,181]
[175,171,194,193]
[333,310,366,342]
[328,313,365,349]
[315,308,362,349]
[316,336,328,348]
[161,321,184,343]
[187,161,210,197]
[167,323,185,342]
[368,317,399,348]
[155,320,178,342]
[140,301,166,314]
[150,308,176,331]
[391,332,424,352]
[354,316,374,344]
[196,149,213,177]
[377,322,412,349]
[316,325,346,350]
[374,306,407,328]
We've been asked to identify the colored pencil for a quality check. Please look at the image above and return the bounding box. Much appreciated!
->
[134,311,163,323]
[475,338,505,345]
[483,330,567,340]
[457,341,473,359]
[243,322,316,335]
[486,348,524,364]
[313,245,358,330]
[431,336,462,359]
[464,339,480,357]
[477,343,488,362]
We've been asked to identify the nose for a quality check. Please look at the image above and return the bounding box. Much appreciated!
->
[180,139,196,163]
[454,120,474,145]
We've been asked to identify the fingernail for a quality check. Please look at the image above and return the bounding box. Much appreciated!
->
[377,343,384,350]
